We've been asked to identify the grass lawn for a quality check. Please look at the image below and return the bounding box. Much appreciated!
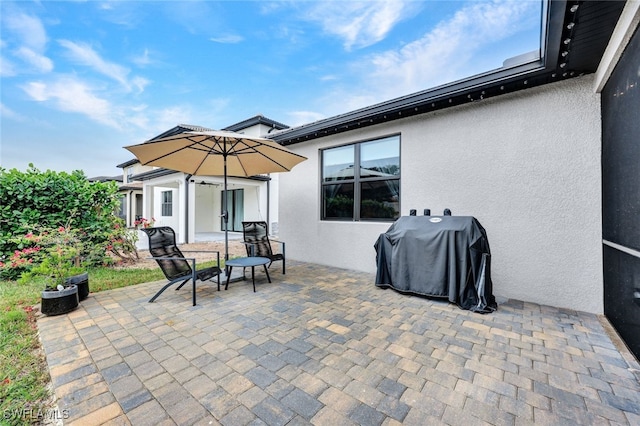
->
[0,265,168,426]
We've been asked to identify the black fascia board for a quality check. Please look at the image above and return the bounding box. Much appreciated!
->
[269,0,574,146]
[130,168,177,181]
[116,158,139,168]
[270,59,552,145]
[223,115,289,132]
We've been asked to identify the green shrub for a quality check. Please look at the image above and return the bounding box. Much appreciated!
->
[0,165,126,279]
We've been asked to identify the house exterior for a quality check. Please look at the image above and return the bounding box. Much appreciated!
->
[115,159,151,227]
[270,1,640,360]
[117,116,289,245]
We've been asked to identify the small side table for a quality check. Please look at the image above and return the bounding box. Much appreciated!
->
[225,257,271,292]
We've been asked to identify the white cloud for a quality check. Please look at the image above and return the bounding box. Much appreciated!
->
[153,106,196,132]
[22,78,120,128]
[304,1,418,50]
[14,46,54,73]
[321,0,539,114]
[58,39,148,93]
[2,10,54,75]
[210,35,244,44]
[0,102,26,122]
[132,48,152,67]
[4,12,48,51]
[286,110,326,127]
[0,54,18,77]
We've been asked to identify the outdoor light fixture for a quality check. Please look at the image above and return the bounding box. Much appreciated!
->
[570,4,579,13]
[561,51,569,57]
[564,38,571,45]
[567,22,575,30]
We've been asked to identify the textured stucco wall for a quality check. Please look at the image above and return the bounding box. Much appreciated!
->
[279,76,603,313]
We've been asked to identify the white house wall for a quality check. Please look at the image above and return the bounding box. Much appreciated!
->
[279,76,603,314]
[194,183,217,232]
[192,178,270,233]
[153,186,179,231]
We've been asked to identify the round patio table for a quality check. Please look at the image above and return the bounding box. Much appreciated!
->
[224,257,271,292]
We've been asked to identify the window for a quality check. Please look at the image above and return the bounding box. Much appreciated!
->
[161,190,173,216]
[126,167,133,183]
[117,195,127,220]
[322,135,400,221]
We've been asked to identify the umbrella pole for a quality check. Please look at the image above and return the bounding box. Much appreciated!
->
[223,154,229,277]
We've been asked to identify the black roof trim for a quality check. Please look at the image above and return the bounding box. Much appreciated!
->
[88,175,123,183]
[118,184,142,191]
[223,115,289,133]
[118,124,215,168]
[151,124,214,141]
[116,159,139,168]
[132,168,272,182]
[269,0,624,146]
[131,168,177,181]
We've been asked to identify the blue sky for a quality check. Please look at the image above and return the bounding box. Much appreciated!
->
[1,0,542,177]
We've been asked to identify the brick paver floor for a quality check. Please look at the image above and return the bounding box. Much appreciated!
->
[38,261,640,425]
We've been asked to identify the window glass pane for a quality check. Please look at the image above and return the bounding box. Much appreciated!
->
[323,145,354,182]
[323,183,354,219]
[118,196,126,220]
[361,136,399,177]
[161,191,173,216]
[360,180,400,220]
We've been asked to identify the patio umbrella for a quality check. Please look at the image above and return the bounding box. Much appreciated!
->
[124,130,307,269]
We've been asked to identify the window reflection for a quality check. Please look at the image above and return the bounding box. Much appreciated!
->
[323,145,354,182]
[321,135,400,221]
[361,137,400,177]
[323,183,354,219]
[360,180,399,220]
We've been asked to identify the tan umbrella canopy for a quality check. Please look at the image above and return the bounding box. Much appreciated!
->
[124,130,307,268]
[124,130,307,176]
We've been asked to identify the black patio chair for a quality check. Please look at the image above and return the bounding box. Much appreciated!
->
[242,221,285,274]
[141,227,221,306]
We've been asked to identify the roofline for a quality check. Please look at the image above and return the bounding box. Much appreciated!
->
[131,168,177,181]
[132,168,272,182]
[118,184,143,191]
[117,159,139,168]
[268,0,584,146]
[151,124,214,141]
[223,115,289,133]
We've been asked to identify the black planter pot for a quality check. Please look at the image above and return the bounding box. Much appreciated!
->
[41,285,79,316]
[65,272,89,301]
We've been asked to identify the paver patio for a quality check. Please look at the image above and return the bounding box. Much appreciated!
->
[38,261,640,425]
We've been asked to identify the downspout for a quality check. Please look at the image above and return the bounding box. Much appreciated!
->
[185,174,192,243]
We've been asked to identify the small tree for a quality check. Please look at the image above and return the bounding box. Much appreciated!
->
[0,165,129,279]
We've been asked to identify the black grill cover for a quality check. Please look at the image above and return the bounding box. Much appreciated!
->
[374,216,497,314]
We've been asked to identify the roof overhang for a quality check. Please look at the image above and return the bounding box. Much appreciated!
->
[269,0,625,146]
[131,168,272,182]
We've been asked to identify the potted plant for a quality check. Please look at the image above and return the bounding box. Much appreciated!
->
[14,224,88,315]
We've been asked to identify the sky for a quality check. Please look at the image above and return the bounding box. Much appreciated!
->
[0,0,542,178]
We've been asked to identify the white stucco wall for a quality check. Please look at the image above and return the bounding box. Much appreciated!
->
[153,187,179,231]
[279,76,603,313]
[194,184,216,232]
